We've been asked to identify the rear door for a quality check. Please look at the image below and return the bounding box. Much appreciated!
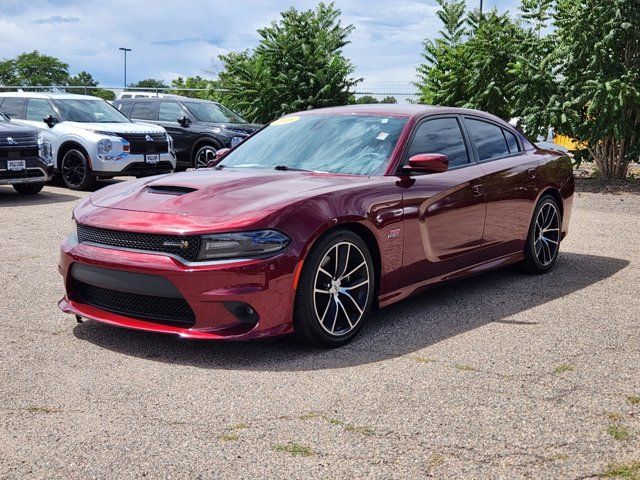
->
[129,101,158,124]
[463,116,540,255]
[400,115,488,286]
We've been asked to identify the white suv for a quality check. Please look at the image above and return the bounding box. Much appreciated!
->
[0,92,176,190]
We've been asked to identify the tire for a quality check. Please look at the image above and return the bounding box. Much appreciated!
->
[523,194,562,274]
[12,182,44,195]
[293,229,376,348]
[60,148,95,191]
[193,144,217,169]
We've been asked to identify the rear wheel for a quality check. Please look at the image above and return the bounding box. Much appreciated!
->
[293,230,375,348]
[523,194,562,273]
[193,144,217,168]
[61,148,95,191]
[13,182,44,195]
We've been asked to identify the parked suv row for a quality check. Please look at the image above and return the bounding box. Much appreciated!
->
[113,98,261,169]
[0,92,176,190]
[0,112,53,195]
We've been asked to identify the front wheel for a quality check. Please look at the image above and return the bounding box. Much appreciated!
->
[523,194,562,274]
[13,182,44,195]
[193,145,217,168]
[293,230,375,348]
[61,149,95,191]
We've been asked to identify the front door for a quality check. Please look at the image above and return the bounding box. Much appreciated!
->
[157,101,193,166]
[400,116,487,287]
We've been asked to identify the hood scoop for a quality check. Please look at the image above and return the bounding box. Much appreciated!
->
[146,185,198,196]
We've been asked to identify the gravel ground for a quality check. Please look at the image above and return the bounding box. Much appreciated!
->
[0,181,639,479]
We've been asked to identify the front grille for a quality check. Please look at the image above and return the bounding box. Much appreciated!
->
[118,133,168,154]
[0,132,37,147]
[0,169,45,180]
[75,281,196,326]
[77,223,201,261]
[0,146,39,159]
[119,161,173,176]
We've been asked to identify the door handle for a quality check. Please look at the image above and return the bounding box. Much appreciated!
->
[471,184,483,197]
[527,168,537,179]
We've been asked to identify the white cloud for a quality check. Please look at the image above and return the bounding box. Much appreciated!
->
[0,0,521,91]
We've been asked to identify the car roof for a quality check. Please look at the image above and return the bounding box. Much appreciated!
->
[115,97,212,103]
[291,104,506,123]
[0,91,103,101]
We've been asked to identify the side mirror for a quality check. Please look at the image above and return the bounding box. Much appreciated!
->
[44,115,59,128]
[404,153,449,173]
[207,148,230,167]
[178,116,192,127]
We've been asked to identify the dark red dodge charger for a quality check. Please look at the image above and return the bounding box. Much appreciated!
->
[59,105,573,347]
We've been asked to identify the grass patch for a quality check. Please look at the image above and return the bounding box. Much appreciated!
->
[219,433,239,442]
[627,395,640,406]
[329,418,375,436]
[609,413,623,422]
[273,443,315,457]
[551,453,570,461]
[414,357,435,363]
[27,406,60,414]
[607,424,631,441]
[554,364,574,374]
[455,364,476,372]
[231,423,248,430]
[299,412,320,420]
[601,460,640,479]
[428,454,445,468]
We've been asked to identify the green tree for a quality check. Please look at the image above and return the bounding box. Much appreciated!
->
[548,0,640,179]
[171,76,220,99]
[355,95,379,104]
[217,2,360,123]
[129,78,167,89]
[0,51,69,86]
[380,96,397,104]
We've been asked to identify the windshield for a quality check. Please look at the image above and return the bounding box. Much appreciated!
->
[54,99,131,123]
[184,101,246,123]
[219,114,407,175]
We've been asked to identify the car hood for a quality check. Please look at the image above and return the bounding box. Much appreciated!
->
[0,121,36,134]
[66,121,166,134]
[89,168,372,222]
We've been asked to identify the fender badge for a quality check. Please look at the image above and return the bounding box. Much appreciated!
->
[388,228,401,239]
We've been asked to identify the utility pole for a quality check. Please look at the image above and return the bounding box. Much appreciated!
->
[119,47,132,89]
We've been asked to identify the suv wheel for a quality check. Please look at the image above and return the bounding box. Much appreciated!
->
[61,148,95,191]
[193,145,217,168]
[13,182,44,195]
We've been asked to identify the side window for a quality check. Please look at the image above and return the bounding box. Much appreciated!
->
[503,129,520,153]
[407,117,469,167]
[465,118,510,161]
[26,99,56,121]
[117,103,133,116]
[0,98,27,119]
[129,102,156,120]
[158,102,184,122]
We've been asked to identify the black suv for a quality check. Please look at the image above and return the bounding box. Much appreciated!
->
[0,113,53,195]
[113,98,261,169]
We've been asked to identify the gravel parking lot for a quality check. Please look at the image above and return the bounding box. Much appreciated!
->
[1,181,639,479]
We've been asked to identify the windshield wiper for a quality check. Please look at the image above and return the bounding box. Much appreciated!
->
[274,165,313,172]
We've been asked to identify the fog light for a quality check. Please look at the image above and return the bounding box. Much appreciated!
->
[223,301,259,324]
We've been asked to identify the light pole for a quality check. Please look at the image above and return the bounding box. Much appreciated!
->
[119,47,131,88]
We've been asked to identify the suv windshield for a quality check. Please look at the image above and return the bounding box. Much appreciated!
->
[219,114,407,175]
[54,99,131,123]
[184,101,246,123]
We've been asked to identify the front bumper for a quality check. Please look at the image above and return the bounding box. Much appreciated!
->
[91,152,176,177]
[58,234,296,340]
[0,157,53,185]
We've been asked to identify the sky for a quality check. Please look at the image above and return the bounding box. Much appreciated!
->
[0,0,520,92]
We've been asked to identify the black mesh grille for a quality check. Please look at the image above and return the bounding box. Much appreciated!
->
[119,161,173,176]
[118,133,168,154]
[0,169,45,180]
[77,223,201,261]
[0,132,37,147]
[0,146,39,159]
[75,281,195,326]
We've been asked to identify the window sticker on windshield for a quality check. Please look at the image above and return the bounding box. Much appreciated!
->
[381,118,389,124]
[271,115,300,126]
[376,132,389,141]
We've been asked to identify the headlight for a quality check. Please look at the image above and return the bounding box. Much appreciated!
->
[167,134,174,151]
[37,135,53,165]
[97,139,112,155]
[197,230,290,261]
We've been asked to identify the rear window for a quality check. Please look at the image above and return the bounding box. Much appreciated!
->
[0,98,27,119]
[504,129,520,153]
[465,118,510,161]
